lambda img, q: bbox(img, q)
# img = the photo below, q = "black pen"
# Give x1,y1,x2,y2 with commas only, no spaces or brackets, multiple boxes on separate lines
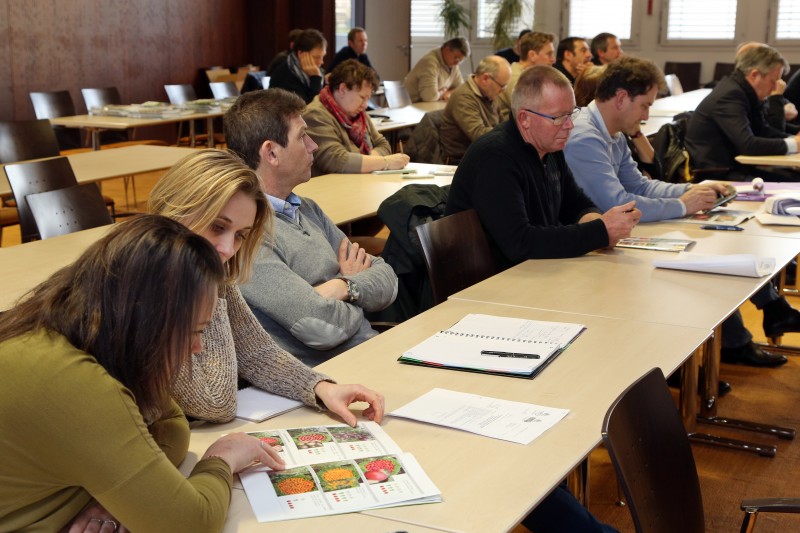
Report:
700,224,744,231
480,350,540,359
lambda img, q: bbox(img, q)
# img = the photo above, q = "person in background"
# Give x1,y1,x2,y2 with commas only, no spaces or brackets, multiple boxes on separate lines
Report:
590,32,623,65
267,28,303,76
148,149,386,423
686,44,800,182
328,27,378,78
554,36,593,85
304,59,408,175
404,37,470,102
445,65,640,271
497,31,556,120
494,28,531,64
0,215,285,531
225,89,398,365
270,28,327,104
440,55,511,163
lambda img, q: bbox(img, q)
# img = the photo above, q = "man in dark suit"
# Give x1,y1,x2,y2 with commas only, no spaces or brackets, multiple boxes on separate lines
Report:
686,44,800,181
328,27,378,78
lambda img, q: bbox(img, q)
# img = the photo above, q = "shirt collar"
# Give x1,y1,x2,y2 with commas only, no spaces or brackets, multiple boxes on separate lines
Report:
587,100,617,143
267,192,302,221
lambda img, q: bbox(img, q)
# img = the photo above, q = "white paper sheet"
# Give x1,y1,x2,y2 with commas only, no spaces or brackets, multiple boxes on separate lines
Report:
653,252,775,277
236,387,303,422
389,388,570,445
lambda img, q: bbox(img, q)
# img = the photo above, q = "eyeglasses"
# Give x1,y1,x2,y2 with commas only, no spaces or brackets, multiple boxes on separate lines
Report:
523,107,581,126
488,75,507,91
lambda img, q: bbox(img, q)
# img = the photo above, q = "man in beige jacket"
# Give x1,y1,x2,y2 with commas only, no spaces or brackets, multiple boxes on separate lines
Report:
404,37,470,102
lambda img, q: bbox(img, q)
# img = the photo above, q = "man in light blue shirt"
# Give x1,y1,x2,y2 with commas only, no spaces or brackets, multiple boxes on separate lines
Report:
564,56,726,222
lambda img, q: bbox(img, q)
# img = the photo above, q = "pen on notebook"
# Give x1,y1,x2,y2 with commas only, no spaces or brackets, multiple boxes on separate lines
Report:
480,350,540,359
700,224,744,231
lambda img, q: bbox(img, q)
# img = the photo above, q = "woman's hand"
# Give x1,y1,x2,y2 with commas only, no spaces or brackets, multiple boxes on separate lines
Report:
203,433,286,473
298,51,322,77
63,500,128,533
314,381,385,427
385,153,411,170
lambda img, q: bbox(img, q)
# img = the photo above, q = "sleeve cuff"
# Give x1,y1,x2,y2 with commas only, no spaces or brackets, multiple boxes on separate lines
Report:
785,137,798,154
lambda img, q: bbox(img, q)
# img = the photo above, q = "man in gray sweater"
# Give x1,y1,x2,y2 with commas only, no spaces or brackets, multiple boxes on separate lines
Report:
224,89,398,366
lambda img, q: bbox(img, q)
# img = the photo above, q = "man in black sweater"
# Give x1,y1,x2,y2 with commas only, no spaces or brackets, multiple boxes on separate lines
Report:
446,65,640,272
328,27,378,78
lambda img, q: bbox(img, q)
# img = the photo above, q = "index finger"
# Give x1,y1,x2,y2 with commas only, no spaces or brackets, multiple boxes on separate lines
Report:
258,440,286,470
363,392,385,423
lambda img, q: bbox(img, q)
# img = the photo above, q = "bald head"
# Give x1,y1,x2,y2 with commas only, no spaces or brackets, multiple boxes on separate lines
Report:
474,55,512,101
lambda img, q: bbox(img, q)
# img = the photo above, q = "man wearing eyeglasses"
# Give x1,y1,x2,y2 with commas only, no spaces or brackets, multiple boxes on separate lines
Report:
404,37,469,102
446,65,641,272
439,55,511,163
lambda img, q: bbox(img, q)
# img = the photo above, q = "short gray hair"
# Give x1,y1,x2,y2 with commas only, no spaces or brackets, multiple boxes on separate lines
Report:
736,45,788,77
511,65,572,116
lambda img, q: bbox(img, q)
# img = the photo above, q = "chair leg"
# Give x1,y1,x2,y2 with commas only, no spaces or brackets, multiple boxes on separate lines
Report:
740,510,758,533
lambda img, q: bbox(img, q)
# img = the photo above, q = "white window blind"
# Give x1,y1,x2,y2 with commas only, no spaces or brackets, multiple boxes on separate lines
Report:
666,0,737,40
776,0,800,39
567,0,632,40
476,0,535,39
411,0,445,38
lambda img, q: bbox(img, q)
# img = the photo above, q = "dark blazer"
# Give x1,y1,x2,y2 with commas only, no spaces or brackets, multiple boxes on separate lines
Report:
328,46,377,77
686,70,788,172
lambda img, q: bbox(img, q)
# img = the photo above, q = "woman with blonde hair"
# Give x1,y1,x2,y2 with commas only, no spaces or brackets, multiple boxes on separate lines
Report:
148,149,384,425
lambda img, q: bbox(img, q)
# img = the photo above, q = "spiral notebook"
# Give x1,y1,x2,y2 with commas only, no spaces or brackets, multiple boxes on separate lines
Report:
399,314,585,378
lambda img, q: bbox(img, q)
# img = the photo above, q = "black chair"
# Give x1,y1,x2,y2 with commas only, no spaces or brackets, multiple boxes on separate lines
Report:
603,367,800,533
416,209,496,305
4,157,103,243
26,183,113,240
383,81,412,108
164,84,224,147
713,62,736,82
29,90,87,151
664,62,701,92
80,87,130,144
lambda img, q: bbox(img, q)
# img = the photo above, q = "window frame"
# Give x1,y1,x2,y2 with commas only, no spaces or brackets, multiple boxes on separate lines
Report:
768,0,800,46
410,0,535,46
658,0,744,47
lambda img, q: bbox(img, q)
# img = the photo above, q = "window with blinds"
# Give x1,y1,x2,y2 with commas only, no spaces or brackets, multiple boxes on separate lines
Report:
664,0,737,40
566,0,632,40
775,0,800,39
476,0,534,40
411,0,445,38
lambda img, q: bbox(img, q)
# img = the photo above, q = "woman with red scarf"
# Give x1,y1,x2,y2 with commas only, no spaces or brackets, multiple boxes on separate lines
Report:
304,59,410,176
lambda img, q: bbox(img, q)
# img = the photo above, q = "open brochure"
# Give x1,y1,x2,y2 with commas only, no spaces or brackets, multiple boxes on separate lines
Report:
236,387,303,422
674,208,753,226
398,314,585,378
653,252,775,277
390,388,570,445
617,236,694,252
239,421,441,522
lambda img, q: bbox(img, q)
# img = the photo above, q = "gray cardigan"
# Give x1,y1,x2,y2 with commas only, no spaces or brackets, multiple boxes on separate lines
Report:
241,197,398,366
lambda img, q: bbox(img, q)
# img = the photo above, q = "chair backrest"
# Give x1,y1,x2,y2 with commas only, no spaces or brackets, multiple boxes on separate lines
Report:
262,76,271,89
81,87,122,112
713,62,736,82
206,67,231,82
383,81,412,108
26,183,113,239
663,74,684,96
415,209,496,305
28,91,84,150
0,119,61,163
209,81,240,99
164,84,197,104
663,62,701,92
4,157,78,242
602,368,705,533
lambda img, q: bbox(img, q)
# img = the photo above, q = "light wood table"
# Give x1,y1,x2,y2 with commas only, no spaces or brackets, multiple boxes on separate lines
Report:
649,88,711,117
51,109,224,150
371,102,446,133
183,299,709,533
0,145,197,197
735,153,800,167
296,163,454,225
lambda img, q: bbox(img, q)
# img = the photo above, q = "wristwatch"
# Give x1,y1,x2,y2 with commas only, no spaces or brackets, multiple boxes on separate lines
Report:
342,278,360,303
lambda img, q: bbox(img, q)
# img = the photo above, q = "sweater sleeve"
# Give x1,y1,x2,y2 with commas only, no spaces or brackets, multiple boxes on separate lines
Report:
226,285,332,408
451,90,495,141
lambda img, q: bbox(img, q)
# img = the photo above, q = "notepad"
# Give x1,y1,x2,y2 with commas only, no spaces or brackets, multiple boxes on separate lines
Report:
235,387,303,422
653,252,775,278
398,314,585,378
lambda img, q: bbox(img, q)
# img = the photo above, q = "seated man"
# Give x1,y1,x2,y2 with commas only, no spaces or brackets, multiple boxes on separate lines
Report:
497,31,556,120
328,27,378,77
565,56,793,367
445,65,641,272
304,59,409,175
270,28,327,104
494,29,530,64
686,44,800,181
225,89,399,365
404,37,469,102
439,55,511,163
554,36,593,85
590,32,623,66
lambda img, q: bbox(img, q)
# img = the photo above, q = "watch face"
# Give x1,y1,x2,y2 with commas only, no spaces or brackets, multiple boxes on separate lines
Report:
346,279,360,303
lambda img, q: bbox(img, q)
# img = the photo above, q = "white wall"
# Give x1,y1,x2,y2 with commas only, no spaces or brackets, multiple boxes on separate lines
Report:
399,0,800,84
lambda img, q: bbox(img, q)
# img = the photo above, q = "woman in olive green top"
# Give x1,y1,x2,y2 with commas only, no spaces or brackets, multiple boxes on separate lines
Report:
0,216,283,532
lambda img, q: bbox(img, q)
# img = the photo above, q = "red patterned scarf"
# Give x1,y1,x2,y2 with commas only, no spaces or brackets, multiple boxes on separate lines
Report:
319,86,372,155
